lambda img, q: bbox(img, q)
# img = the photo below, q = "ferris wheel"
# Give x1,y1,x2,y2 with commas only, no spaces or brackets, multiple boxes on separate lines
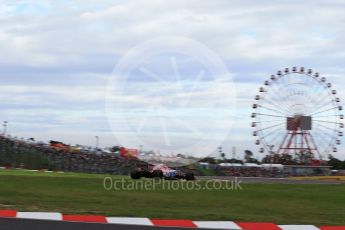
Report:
251,67,344,160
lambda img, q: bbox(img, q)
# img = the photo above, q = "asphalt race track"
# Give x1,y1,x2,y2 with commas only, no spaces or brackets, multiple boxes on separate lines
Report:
0,218,223,230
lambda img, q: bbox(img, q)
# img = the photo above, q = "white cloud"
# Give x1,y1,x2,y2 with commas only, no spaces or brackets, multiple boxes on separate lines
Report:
0,0,344,159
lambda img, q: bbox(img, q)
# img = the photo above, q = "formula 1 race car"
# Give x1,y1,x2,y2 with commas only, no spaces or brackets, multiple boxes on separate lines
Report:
130,163,195,180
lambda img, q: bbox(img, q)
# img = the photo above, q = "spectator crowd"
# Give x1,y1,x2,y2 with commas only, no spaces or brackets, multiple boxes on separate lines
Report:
218,166,285,178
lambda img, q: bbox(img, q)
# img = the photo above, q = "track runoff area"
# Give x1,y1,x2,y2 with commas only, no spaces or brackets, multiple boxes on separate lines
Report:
0,169,345,229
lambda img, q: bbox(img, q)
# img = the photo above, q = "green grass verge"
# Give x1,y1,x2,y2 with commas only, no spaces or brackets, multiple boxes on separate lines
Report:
197,167,217,176
0,169,344,226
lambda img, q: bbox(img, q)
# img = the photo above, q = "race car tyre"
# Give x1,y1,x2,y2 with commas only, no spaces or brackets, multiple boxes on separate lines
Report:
142,170,153,178
152,170,163,179
185,173,195,181
130,170,141,180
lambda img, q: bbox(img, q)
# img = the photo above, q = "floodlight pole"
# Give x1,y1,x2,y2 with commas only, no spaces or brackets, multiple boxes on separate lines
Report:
2,121,8,135
95,136,99,149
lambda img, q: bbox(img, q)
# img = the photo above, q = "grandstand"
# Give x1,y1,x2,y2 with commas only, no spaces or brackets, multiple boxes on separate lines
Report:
0,135,137,175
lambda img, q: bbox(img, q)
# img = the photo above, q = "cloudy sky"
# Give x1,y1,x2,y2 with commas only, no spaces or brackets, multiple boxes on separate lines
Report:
1,0,345,159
